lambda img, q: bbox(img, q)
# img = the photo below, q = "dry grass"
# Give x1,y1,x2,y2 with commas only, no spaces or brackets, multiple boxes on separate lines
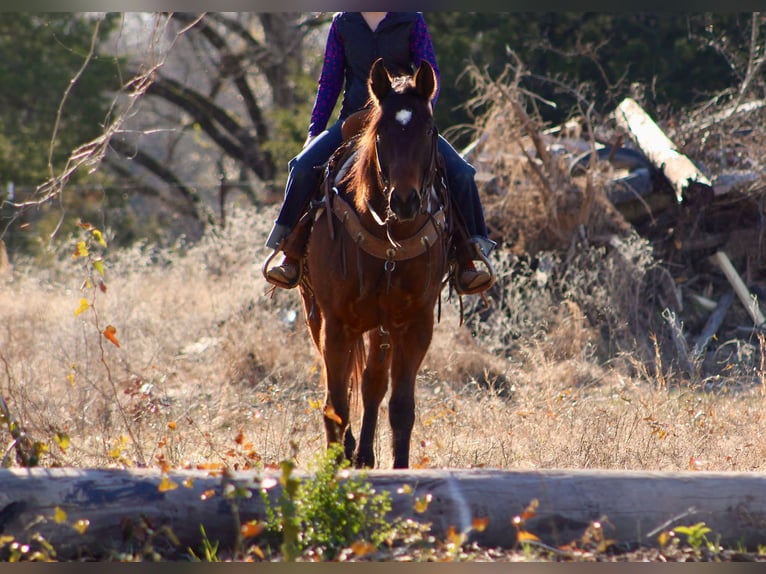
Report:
2,204,766,474
3,58,766,480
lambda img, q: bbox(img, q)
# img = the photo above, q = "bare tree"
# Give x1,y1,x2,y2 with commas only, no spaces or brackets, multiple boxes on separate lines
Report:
104,12,330,232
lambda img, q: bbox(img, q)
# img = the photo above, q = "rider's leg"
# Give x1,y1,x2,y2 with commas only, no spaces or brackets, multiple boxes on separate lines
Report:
437,135,496,294
265,122,343,288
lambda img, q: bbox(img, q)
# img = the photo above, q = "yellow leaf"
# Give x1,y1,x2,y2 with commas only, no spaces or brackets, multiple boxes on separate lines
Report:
103,325,120,348
520,498,539,521
91,229,107,248
54,507,68,524
351,540,377,557
658,531,671,547
472,516,490,532
182,478,195,488
158,475,179,492
397,484,413,495
108,435,129,459
517,530,541,543
73,519,90,534
446,525,465,546
413,493,432,514
54,433,70,452
93,259,105,277
73,241,88,258
74,299,90,316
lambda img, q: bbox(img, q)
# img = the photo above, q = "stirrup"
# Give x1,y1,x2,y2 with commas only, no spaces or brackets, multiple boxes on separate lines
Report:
453,238,496,296
262,251,301,289
455,266,494,295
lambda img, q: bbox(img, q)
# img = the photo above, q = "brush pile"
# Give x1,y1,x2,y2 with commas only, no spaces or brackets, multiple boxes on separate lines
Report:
461,63,766,386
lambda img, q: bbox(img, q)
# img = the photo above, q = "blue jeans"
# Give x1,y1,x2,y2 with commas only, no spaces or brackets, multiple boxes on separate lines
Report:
266,119,489,249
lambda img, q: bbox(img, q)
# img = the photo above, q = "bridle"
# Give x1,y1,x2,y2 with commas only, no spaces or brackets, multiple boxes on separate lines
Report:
370,121,440,227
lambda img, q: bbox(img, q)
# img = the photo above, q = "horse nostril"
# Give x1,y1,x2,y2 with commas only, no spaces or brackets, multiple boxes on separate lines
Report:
390,188,420,221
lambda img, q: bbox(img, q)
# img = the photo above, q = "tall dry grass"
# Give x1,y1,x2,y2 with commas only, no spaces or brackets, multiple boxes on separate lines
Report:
3,57,766,474
2,203,766,473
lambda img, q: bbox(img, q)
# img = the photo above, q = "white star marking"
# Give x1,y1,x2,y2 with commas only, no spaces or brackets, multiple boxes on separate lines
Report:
395,108,413,126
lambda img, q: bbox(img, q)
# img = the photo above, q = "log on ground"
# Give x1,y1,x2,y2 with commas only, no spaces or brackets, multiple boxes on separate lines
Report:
2,468,766,558
614,97,713,204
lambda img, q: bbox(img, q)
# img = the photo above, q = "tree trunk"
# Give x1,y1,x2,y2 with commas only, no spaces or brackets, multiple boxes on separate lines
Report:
2,468,766,558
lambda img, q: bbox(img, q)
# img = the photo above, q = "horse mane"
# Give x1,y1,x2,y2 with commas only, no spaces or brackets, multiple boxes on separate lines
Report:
340,75,418,214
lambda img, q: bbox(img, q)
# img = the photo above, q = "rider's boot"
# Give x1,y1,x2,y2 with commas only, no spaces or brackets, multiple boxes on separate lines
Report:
263,216,312,289
454,236,496,295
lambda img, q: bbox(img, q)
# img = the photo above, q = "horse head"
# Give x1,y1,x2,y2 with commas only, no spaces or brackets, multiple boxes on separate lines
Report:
365,58,438,223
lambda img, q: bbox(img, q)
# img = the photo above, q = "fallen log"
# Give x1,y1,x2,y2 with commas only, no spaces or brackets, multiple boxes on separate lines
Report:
2,468,766,558
614,97,713,204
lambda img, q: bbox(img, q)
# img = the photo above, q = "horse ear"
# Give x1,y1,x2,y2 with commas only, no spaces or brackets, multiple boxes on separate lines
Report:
369,58,392,104
414,60,437,104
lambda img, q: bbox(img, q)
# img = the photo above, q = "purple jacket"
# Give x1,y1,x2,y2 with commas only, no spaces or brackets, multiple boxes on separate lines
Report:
308,12,441,138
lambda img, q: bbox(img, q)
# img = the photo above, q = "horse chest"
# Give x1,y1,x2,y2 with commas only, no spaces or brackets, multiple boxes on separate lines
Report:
347,286,432,329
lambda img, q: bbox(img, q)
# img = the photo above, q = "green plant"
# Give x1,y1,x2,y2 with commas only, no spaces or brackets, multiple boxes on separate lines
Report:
674,522,713,555
260,443,395,561
189,525,220,562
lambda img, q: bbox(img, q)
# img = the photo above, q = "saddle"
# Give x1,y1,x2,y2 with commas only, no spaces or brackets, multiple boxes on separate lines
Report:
271,110,462,290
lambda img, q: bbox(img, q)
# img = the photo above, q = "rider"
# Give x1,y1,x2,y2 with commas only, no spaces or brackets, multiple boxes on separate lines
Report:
264,12,496,294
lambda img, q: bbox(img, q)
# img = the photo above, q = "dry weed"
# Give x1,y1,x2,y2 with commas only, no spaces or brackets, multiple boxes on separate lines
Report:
1,205,766,473
3,60,766,474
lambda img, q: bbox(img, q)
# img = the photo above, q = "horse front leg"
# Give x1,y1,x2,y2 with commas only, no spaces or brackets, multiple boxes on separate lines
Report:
355,328,391,469
388,318,433,469
320,321,356,459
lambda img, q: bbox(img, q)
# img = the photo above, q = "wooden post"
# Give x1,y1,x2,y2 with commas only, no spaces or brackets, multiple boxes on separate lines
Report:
2,468,766,558
614,98,712,204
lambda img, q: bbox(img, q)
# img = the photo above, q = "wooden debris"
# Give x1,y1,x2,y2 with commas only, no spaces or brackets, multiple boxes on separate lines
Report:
710,250,766,327
614,97,713,204
692,290,735,360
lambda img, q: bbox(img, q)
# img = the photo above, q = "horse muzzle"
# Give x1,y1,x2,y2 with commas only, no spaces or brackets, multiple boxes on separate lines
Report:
388,187,422,222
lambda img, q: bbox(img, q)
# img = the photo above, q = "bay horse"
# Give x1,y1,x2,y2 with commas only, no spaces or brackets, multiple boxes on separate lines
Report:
299,58,450,469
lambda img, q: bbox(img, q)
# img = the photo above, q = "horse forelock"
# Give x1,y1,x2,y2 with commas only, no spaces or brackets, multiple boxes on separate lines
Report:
390,74,413,93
